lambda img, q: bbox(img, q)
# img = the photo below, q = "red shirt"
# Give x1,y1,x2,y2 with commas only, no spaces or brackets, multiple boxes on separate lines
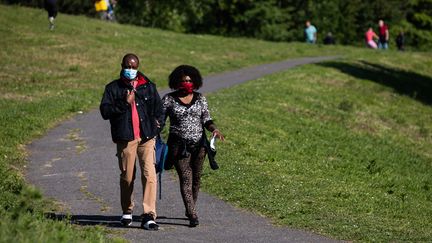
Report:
130,80,140,140
379,24,388,36
365,30,376,42
124,73,148,140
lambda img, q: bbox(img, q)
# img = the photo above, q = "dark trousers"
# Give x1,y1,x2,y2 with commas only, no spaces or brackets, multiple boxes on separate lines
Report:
168,136,206,219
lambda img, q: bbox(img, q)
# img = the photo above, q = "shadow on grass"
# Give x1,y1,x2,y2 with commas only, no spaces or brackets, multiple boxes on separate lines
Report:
318,60,432,105
45,213,190,228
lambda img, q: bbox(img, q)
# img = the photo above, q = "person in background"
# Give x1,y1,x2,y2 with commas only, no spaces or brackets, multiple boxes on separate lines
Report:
323,32,335,45
365,27,379,49
100,53,162,230
396,31,405,51
94,0,108,20
304,20,317,44
44,0,57,30
378,19,389,49
161,65,225,227
107,0,117,21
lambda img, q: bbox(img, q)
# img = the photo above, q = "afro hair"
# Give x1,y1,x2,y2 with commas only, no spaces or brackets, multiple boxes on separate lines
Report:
168,65,203,90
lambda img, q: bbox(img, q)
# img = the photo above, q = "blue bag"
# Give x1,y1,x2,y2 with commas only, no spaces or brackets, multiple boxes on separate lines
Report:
155,136,168,174
155,135,168,199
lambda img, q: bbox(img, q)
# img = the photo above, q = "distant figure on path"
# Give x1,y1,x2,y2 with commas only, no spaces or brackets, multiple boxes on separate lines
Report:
365,27,378,49
44,0,57,30
323,32,335,45
396,31,405,51
378,19,389,49
161,65,225,227
304,20,317,44
100,53,162,230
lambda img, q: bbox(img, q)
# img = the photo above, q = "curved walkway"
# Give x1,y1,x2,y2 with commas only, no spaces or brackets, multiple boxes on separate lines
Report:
27,56,341,243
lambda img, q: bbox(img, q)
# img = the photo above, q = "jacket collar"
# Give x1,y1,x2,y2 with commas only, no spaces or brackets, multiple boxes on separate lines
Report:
121,71,148,87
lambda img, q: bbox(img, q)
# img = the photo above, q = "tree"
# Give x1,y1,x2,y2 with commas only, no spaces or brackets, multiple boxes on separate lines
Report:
3,0,430,49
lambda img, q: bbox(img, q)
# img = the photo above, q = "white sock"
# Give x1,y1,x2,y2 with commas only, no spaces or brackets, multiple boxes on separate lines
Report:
121,214,132,220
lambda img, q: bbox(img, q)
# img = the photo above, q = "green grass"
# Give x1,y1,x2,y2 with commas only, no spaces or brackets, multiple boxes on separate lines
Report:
203,52,432,241
1,4,431,242
0,4,346,242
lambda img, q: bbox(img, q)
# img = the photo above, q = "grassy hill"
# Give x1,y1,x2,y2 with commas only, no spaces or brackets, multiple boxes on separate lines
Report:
0,4,431,242
204,54,432,241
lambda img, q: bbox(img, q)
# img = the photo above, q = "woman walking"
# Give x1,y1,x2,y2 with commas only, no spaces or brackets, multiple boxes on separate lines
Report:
161,65,224,227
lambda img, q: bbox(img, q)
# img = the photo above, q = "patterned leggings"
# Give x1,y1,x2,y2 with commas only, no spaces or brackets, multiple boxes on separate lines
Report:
170,142,206,219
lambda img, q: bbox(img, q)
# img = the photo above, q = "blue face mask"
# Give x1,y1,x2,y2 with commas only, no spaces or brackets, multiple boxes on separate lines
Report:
122,69,138,80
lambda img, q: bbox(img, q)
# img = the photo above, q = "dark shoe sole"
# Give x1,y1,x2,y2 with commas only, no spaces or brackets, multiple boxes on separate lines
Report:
142,222,159,231
121,219,132,226
189,219,199,227
120,214,133,227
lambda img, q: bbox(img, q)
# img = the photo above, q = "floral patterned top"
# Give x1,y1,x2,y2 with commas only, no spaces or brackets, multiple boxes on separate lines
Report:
162,91,213,144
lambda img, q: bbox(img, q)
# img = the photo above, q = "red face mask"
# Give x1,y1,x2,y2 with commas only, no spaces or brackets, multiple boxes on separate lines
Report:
178,82,194,94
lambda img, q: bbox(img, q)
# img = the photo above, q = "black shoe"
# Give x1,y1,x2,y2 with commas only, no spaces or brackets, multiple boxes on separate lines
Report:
141,213,159,231
189,217,199,227
120,214,132,226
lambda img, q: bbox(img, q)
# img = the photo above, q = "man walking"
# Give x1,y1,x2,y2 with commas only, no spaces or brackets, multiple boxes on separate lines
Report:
44,0,57,30
100,53,162,230
304,20,317,44
378,19,389,49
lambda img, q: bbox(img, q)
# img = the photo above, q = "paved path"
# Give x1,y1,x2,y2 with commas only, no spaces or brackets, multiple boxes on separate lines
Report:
27,56,341,243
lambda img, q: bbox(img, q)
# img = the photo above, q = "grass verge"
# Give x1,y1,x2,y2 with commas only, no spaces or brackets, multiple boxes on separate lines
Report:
203,51,432,241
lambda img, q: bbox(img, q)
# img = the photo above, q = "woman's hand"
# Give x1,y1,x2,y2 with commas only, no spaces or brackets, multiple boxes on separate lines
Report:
212,129,225,141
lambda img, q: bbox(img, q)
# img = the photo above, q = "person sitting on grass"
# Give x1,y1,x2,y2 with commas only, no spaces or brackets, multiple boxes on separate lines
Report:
365,27,379,49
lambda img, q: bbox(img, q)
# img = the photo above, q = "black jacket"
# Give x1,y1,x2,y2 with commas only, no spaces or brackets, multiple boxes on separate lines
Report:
100,72,163,143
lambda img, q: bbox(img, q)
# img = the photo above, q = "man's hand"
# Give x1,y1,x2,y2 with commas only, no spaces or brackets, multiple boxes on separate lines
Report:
126,90,135,104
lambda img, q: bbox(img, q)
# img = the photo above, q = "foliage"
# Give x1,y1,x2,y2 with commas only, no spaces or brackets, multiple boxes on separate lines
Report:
0,0,94,15
2,0,431,49
403,0,432,48
114,0,432,49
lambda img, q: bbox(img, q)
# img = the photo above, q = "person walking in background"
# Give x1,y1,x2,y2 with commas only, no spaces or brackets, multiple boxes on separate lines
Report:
378,19,389,49
365,27,379,49
396,31,405,51
94,0,108,20
107,0,117,21
323,32,335,45
161,65,224,227
304,20,317,44
44,0,57,30
100,53,162,230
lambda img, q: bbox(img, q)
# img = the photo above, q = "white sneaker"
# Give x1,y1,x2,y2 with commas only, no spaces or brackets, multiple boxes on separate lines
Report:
142,220,159,230
120,214,132,226
141,213,159,230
